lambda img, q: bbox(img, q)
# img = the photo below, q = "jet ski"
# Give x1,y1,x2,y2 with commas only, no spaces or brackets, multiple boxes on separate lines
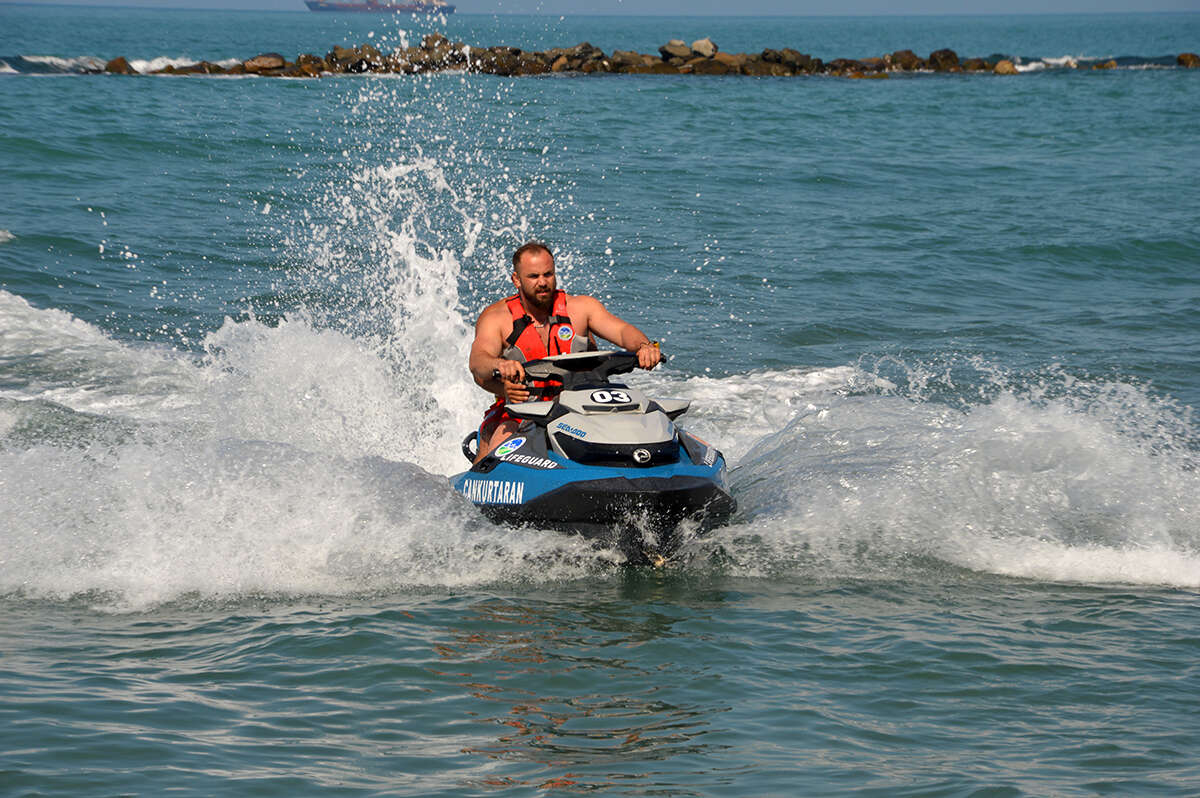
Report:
451,350,736,564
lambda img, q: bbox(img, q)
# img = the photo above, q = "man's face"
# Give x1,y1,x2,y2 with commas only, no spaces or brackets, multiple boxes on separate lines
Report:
512,249,556,311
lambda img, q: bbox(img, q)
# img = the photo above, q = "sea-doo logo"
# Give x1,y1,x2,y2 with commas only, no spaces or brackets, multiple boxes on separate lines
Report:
494,437,525,458
462,479,525,505
555,422,587,438
557,325,575,342
501,453,559,470
632,448,651,464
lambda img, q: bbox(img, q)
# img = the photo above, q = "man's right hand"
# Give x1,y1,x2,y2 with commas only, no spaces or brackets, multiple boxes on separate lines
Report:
494,360,529,404
494,359,526,385
502,378,531,404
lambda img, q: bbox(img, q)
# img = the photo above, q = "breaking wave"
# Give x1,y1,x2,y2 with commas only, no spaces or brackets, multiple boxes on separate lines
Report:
0,54,107,74
127,56,241,74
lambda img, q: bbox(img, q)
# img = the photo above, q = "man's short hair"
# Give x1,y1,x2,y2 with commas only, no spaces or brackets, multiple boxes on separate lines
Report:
512,241,553,270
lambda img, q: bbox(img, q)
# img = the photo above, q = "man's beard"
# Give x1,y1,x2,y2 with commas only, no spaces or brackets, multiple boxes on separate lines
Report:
522,284,554,311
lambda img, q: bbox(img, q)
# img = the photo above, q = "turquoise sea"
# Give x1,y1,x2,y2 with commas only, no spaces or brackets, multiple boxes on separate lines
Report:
2,5,1199,795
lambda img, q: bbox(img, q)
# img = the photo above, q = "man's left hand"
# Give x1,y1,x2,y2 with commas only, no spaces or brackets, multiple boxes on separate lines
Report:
637,341,661,370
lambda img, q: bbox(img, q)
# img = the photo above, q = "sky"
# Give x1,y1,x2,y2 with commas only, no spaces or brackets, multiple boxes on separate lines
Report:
2,0,1198,14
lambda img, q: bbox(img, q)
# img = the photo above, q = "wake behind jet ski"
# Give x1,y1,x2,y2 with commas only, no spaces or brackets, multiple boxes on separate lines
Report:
451,350,736,564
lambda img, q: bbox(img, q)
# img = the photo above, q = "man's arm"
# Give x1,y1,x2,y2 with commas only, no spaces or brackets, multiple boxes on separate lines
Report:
468,305,529,400
574,295,662,369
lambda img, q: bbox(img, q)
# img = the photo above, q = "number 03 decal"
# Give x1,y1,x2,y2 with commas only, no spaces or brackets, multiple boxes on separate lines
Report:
590,390,631,404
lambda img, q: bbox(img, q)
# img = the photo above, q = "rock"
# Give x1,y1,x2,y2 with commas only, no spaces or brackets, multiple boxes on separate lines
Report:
848,72,889,80
104,56,137,75
551,54,568,72
742,58,792,77
691,58,732,75
858,56,886,72
826,58,866,75
180,61,226,75
609,50,644,69
243,53,286,73
297,53,325,70
712,51,742,68
625,61,680,75
541,42,603,71
779,49,816,72
1092,59,1118,70
326,44,382,72
993,59,1018,75
422,33,449,50
659,40,691,60
421,43,464,69
1179,52,1200,68
471,47,523,76
928,48,959,71
515,53,550,75
888,49,923,71
572,42,604,60
962,58,990,71
691,37,717,58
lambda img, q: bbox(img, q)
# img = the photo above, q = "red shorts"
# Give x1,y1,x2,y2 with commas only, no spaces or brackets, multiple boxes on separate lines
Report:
479,399,513,439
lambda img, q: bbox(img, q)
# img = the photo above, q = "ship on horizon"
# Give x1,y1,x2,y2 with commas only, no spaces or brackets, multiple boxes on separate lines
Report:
305,0,455,13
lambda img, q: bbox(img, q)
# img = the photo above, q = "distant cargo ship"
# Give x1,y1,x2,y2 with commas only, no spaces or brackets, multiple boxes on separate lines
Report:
304,1,455,13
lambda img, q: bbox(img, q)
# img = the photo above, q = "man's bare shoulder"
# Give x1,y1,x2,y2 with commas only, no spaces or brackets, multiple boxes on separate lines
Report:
476,298,513,329
564,293,604,313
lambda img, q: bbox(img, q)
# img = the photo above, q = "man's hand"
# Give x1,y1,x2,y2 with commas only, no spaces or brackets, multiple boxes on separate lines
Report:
502,378,531,404
636,341,661,370
494,360,530,403
494,359,526,384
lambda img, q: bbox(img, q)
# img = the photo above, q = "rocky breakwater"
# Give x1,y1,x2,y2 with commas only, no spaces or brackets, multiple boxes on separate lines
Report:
103,36,1200,79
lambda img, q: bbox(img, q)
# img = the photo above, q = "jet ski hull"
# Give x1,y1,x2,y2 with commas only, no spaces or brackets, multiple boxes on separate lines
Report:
452,457,735,562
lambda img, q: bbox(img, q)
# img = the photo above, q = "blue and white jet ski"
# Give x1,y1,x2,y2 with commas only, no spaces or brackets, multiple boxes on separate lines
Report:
451,350,736,563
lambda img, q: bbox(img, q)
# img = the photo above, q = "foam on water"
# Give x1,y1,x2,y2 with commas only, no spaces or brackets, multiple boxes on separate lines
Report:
126,56,240,74
16,54,106,73
0,230,14,243
714,366,1199,588
0,290,202,420
3,279,1196,608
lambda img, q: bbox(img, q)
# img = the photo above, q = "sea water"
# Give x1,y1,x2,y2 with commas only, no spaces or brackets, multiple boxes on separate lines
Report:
2,6,1199,796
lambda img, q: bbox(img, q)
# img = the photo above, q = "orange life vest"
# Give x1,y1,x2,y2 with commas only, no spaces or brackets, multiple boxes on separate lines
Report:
480,291,591,433
501,290,576,361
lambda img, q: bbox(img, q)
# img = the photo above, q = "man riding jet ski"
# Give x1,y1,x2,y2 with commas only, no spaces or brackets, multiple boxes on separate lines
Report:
468,241,663,463
454,242,735,563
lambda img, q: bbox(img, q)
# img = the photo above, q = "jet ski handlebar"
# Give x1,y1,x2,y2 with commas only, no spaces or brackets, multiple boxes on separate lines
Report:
491,351,640,393
523,350,639,383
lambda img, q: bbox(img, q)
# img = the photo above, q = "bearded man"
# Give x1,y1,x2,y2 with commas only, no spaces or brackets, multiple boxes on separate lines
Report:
467,241,661,460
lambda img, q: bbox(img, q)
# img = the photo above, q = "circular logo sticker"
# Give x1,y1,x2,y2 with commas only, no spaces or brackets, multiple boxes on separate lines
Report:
556,325,575,342
494,437,526,458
